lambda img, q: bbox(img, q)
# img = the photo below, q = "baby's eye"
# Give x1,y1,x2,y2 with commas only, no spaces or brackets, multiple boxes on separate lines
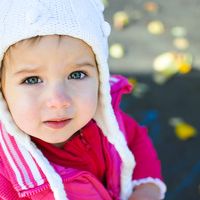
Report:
69,71,87,80
23,76,42,84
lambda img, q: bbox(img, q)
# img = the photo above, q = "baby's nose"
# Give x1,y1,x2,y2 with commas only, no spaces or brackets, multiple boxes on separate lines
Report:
46,86,71,109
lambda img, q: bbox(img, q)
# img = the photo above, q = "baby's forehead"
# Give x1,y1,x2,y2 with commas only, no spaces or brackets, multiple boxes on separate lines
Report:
5,35,73,56
4,35,97,67
5,36,43,58
11,35,60,49
9,35,93,52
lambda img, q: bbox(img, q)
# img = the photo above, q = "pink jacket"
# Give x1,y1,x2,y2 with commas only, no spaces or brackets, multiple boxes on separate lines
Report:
0,75,164,199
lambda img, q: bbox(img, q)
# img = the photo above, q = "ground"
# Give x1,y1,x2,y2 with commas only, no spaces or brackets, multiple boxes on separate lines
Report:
104,1,200,199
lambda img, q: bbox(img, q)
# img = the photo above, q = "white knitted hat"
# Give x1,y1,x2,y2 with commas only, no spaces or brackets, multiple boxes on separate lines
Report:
0,0,135,199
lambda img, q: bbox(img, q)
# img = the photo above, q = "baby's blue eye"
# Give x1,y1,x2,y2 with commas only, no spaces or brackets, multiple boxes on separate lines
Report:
23,76,42,84
69,71,86,79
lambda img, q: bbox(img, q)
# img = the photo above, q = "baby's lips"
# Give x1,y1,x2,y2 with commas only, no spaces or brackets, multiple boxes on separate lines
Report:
44,118,72,129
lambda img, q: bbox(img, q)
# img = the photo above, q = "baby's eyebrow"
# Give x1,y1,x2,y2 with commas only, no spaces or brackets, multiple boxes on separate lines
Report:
75,62,96,68
14,67,41,75
14,62,96,75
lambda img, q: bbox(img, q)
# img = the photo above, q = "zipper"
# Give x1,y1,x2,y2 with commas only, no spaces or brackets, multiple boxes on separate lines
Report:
79,131,91,150
20,182,50,197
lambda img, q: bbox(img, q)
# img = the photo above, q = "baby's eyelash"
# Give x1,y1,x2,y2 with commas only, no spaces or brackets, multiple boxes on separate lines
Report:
68,71,88,80
22,76,42,85
20,71,88,85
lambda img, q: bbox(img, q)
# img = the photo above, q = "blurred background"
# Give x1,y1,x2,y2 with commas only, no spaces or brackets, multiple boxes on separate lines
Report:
103,0,200,199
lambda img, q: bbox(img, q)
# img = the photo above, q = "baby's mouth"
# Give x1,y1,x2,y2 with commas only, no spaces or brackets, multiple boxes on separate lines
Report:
44,118,71,129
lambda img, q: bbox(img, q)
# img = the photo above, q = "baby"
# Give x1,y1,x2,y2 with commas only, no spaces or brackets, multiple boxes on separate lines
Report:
0,0,166,199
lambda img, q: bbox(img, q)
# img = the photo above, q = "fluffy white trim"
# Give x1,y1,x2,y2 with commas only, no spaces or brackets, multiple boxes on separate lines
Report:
132,177,167,199
93,60,136,200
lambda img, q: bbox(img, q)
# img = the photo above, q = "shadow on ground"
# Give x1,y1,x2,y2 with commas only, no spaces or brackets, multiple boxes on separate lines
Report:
116,69,200,200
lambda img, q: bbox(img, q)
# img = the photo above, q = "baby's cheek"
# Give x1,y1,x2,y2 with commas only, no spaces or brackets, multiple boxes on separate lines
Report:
83,92,98,113
9,100,39,131
75,91,98,126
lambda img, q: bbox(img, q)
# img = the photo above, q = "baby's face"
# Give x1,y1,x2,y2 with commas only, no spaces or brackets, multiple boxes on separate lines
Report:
2,35,99,147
